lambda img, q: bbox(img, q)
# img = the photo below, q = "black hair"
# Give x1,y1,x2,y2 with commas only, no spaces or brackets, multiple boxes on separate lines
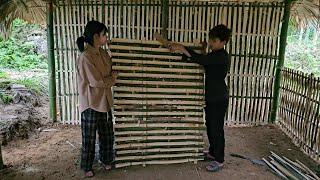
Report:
76,20,108,52
209,24,232,43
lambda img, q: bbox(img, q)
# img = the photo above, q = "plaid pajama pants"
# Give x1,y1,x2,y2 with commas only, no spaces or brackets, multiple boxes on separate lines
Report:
80,108,114,171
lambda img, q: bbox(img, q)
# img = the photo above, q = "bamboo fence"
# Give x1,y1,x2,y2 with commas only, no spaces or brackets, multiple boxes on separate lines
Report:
53,0,285,125
278,68,320,163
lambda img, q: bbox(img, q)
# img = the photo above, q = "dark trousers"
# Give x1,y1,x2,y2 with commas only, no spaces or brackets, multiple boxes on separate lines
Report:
205,98,228,163
81,108,114,171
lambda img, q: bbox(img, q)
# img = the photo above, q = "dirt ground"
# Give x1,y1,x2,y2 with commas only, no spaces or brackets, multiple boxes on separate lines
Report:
1,124,318,180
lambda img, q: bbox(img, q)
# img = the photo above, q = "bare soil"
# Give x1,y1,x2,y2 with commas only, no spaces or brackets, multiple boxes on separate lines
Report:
1,124,318,180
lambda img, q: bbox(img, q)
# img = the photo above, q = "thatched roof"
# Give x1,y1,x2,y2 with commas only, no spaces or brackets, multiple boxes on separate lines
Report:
0,0,319,37
0,0,47,38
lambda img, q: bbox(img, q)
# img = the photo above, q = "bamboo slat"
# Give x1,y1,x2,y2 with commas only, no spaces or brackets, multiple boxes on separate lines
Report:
116,147,204,155
116,141,205,149
115,158,203,168
116,153,203,161
114,117,204,122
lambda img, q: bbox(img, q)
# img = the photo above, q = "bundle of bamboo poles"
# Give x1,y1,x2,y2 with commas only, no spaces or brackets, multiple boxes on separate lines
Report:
263,151,320,180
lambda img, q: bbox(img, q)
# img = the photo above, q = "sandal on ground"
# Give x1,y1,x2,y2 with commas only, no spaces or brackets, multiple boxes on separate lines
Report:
206,161,224,172
84,170,94,178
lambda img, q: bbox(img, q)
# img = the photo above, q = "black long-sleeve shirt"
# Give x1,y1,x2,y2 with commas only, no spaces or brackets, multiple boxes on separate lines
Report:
183,48,231,102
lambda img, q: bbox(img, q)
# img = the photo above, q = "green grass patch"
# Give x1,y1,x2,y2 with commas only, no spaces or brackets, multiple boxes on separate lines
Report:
0,92,13,104
0,71,8,79
15,78,42,94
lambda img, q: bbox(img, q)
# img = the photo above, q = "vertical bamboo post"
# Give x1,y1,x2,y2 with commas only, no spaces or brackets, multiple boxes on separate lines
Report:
47,1,57,122
161,0,169,39
120,0,124,38
270,0,292,123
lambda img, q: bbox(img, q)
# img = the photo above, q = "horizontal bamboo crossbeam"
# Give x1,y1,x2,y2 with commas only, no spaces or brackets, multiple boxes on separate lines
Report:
113,65,204,74
116,79,203,86
115,153,203,161
113,58,200,67
115,135,203,142
115,106,203,111
114,117,204,122
115,123,202,129
116,147,204,155
115,158,203,168
113,87,204,94
115,129,202,136
114,100,204,105
114,93,204,99
117,72,203,80
115,141,205,149
114,111,203,116
112,52,181,60
111,45,171,53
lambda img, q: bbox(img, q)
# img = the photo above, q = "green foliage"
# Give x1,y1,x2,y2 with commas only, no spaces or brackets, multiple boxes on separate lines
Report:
285,25,320,77
0,80,11,89
0,70,8,79
0,19,47,70
0,92,13,104
15,78,42,94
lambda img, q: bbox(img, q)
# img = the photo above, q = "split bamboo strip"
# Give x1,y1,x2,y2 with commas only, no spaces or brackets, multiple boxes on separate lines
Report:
115,129,202,136
115,158,203,168
113,93,204,99
116,147,203,155
115,141,205,149
116,153,203,161
113,87,204,94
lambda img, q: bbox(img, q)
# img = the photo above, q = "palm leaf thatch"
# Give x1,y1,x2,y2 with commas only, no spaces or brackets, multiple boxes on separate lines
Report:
0,0,47,38
291,0,320,28
0,0,319,38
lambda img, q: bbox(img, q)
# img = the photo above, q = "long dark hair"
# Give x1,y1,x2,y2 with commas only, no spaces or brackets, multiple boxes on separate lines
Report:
76,20,108,52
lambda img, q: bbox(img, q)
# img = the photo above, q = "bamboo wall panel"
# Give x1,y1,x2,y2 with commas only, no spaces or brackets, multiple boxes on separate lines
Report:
278,68,320,163
110,38,205,168
53,0,285,125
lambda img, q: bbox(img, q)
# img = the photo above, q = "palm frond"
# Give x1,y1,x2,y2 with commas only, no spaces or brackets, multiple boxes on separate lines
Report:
0,0,47,38
291,0,320,28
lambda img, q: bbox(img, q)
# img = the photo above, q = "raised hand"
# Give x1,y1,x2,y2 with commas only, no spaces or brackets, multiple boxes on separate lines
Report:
168,43,185,53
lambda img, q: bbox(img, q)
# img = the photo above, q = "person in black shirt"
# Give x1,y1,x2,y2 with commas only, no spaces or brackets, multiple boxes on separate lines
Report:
168,24,231,172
